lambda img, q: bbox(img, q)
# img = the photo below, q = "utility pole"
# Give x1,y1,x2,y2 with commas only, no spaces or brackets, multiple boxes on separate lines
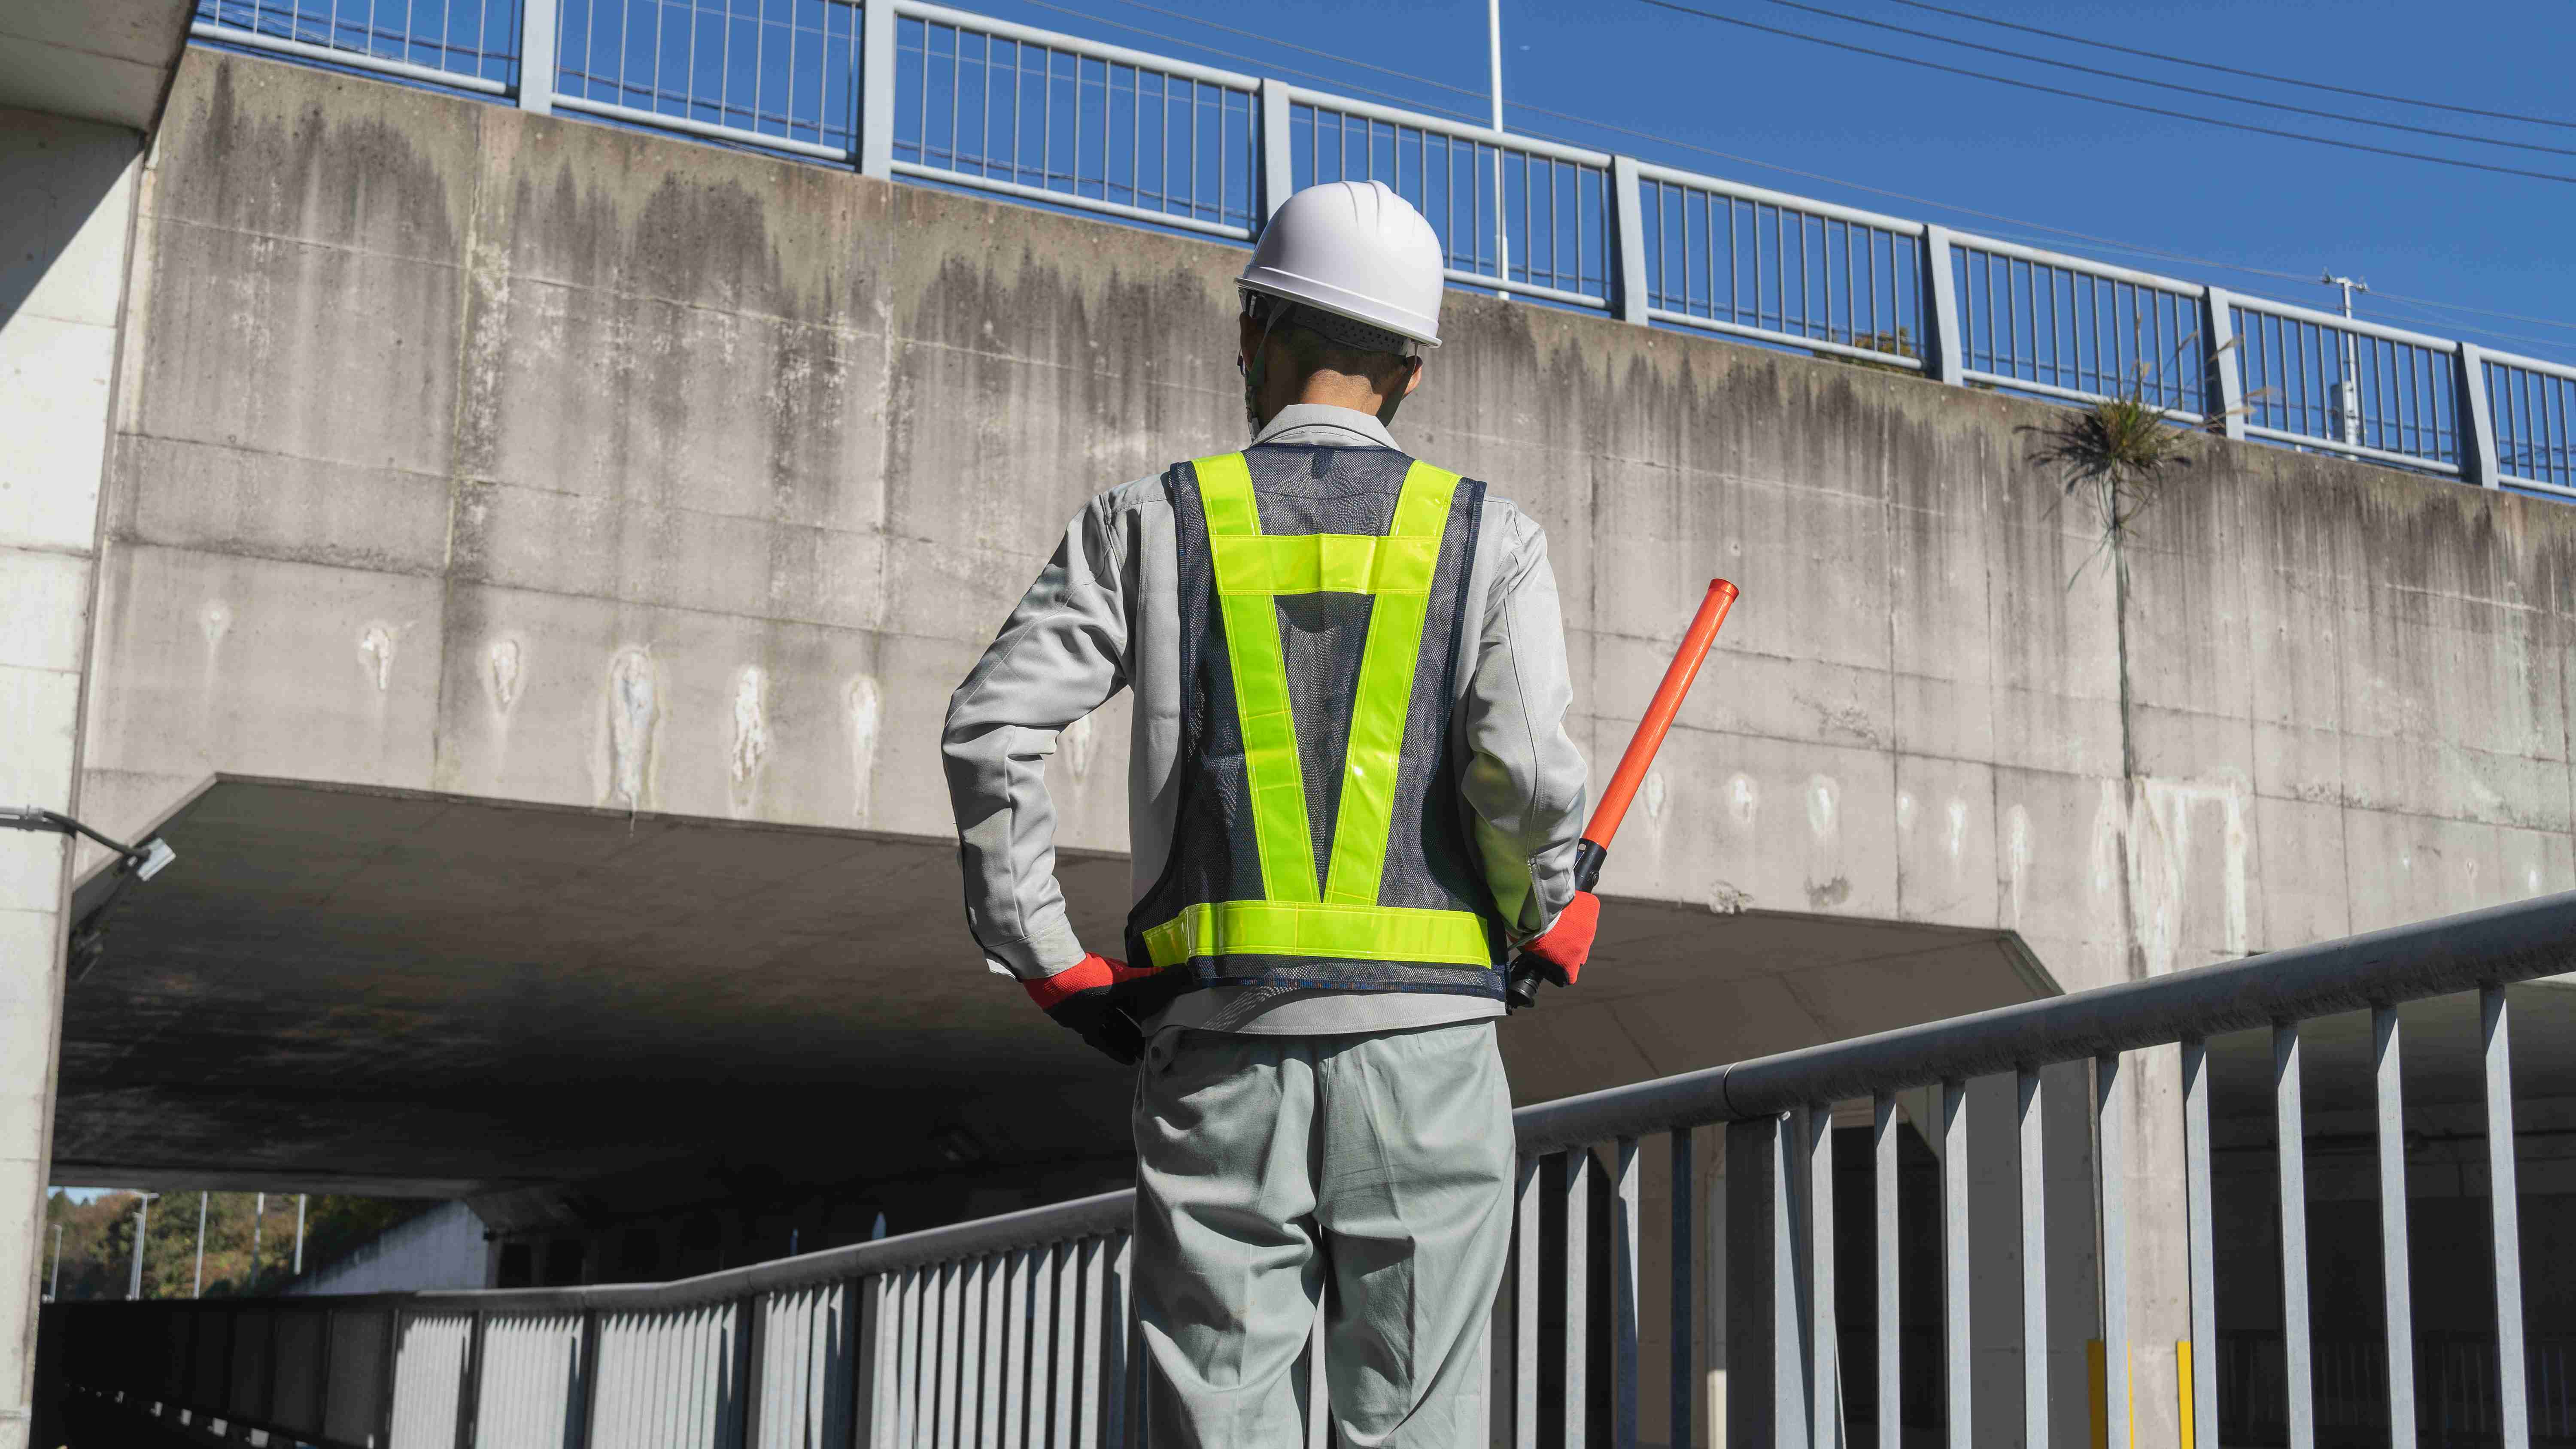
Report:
47,1224,61,1302
194,1191,209,1297
252,1190,264,1288
2322,272,2368,447
127,1192,157,1300
1488,0,1509,297
294,1193,307,1274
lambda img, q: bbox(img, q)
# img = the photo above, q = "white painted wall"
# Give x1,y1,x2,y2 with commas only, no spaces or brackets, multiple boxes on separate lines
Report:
0,107,141,1449
284,1201,489,1296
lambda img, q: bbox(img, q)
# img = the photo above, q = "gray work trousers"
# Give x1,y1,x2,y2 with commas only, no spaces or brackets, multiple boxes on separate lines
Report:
1132,1020,1516,1449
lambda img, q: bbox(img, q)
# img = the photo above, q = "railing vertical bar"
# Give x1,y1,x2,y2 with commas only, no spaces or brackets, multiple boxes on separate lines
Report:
1565,1149,1590,1449
1108,1234,1135,1449
1516,1155,1540,1449
1874,1092,1901,1449
1075,1242,1103,1449
938,1262,964,1449
2098,1054,2130,1449
1942,1077,1971,1449
2485,985,2531,1449
1779,1112,1807,1449
2020,1068,2047,1449
981,1255,1007,1449
1614,1136,1641,1449
2277,1021,2316,1449
1015,1246,1046,1449
1052,1246,1078,1449
1808,1104,1837,1449
2375,1006,2419,1449
1670,1130,1695,1449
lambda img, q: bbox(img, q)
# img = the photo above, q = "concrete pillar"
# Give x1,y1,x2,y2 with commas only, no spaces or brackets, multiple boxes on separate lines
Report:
0,108,143,1447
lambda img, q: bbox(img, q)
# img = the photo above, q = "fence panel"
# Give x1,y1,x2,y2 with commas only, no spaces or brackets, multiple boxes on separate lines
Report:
388,1312,474,1449
750,1282,856,1449
552,0,865,159
270,1307,328,1434
1951,234,2209,415
325,1308,394,1444
2234,297,2461,471
477,1312,588,1449
1636,163,1924,366
1291,90,1613,307
890,1,1260,237
192,0,519,93
2488,353,2576,496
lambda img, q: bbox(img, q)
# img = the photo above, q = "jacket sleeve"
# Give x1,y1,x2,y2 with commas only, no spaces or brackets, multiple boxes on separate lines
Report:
1457,506,1590,943
941,497,1130,981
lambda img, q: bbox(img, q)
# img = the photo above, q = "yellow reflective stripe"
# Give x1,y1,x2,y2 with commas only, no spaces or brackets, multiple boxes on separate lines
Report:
1195,452,1320,902
1321,461,1458,905
1209,534,1440,595
1143,901,1493,969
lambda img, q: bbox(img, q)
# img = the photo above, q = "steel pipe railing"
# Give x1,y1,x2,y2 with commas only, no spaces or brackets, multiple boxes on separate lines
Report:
44,888,2576,1448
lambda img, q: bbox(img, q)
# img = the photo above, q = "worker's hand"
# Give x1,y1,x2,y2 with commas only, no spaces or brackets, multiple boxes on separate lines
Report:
1519,891,1599,988
1024,953,1156,1066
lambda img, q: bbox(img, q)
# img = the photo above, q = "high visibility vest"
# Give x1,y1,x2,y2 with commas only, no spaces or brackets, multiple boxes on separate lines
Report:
1122,446,1507,998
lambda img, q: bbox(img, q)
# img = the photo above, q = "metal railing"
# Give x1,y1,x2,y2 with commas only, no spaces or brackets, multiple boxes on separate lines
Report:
182,0,2573,500
43,889,2576,1448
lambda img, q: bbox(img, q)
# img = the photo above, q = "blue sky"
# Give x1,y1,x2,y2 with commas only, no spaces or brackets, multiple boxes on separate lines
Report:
957,0,2576,366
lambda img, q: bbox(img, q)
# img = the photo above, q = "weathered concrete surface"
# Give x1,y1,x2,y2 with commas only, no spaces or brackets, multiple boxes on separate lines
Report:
50,45,2576,1440
0,102,144,1448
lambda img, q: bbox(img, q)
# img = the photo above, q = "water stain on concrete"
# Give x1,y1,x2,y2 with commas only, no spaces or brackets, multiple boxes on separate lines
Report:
846,674,881,821
358,624,395,691
730,666,769,809
607,648,658,809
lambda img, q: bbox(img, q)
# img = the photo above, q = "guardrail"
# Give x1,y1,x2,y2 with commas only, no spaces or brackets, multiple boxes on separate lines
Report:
43,889,2576,1448
183,0,2571,500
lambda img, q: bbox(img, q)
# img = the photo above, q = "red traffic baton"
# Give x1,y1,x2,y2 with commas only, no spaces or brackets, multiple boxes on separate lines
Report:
1507,578,1741,1010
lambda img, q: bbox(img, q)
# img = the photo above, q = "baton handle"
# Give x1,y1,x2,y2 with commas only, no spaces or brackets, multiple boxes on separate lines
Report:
1507,579,1739,1011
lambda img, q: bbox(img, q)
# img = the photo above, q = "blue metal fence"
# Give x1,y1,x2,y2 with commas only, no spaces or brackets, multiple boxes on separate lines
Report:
187,0,2573,500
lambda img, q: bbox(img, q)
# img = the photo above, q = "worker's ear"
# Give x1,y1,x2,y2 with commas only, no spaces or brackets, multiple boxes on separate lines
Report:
1400,357,1424,399
1238,312,1265,371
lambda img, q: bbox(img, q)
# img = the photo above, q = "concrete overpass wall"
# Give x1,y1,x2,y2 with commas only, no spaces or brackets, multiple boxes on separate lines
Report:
57,47,2576,1443
88,49,2576,995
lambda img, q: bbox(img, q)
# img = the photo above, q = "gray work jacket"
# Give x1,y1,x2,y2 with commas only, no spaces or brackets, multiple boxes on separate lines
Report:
940,404,1589,1034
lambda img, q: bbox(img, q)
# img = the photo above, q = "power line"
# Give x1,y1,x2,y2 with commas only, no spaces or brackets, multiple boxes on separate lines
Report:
1882,0,2576,133
993,0,2576,347
1010,0,1484,121
1739,0,2576,158
1094,0,1489,103
1630,0,2576,185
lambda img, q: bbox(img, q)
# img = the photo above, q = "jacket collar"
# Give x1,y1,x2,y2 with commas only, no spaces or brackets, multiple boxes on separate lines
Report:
1251,403,1401,451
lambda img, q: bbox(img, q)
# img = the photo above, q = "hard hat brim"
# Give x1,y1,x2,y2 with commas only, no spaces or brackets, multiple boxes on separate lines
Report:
1238,268,1442,349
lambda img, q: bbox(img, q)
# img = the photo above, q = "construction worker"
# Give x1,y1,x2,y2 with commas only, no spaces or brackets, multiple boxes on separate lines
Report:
942,179,1595,1448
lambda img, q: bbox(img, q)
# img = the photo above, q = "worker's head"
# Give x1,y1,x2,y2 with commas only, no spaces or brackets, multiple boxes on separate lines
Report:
1235,181,1445,436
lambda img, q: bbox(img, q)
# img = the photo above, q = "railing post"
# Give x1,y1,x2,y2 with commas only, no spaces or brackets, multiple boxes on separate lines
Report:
1612,155,1649,326
1725,1113,1802,1449
2203,286,2246,440
517,0,556,115
1259,79,1296,227
860,0,897,179
2457,342,2500,488
1919,224,1964,385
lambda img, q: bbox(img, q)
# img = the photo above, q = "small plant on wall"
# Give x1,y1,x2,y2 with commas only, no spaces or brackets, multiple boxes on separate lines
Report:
2025,329,2253,578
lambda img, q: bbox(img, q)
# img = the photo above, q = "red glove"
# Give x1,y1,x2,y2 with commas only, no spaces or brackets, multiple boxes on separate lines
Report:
1025,953,1159,1065
1519,891,1598,987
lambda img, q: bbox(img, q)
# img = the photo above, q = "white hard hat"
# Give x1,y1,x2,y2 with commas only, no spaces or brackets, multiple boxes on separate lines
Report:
1238,180,1446,349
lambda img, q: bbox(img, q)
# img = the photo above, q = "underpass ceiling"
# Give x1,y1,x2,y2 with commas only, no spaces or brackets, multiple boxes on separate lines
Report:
54,778,2059,1207
0,0,193,130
